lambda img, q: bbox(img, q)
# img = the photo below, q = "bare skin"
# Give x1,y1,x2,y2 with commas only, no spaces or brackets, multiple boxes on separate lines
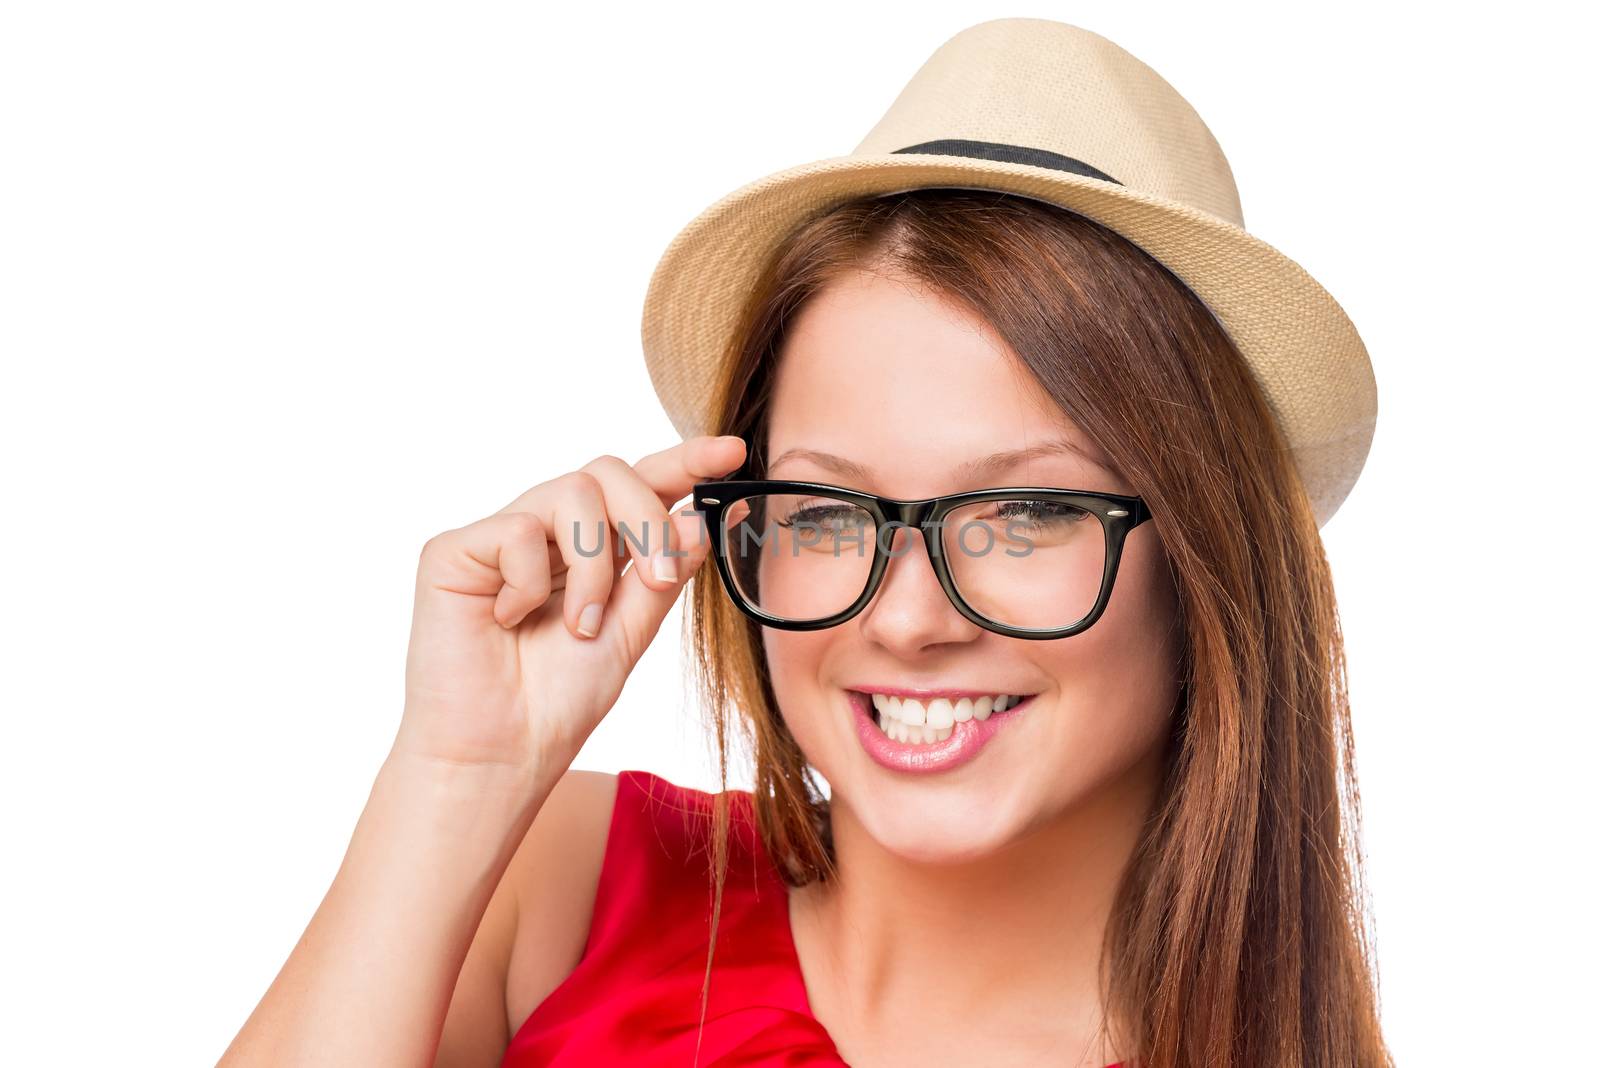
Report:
766,266,1183,1067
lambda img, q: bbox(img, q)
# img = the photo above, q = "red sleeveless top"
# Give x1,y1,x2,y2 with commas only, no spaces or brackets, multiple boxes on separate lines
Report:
502,768,1125,1066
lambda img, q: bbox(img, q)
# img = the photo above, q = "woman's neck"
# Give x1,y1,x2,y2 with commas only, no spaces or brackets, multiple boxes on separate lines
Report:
788,745,1162,1065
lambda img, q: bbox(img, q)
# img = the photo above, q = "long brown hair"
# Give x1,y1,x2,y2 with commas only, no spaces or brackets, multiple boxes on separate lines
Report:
681,188,1392,1067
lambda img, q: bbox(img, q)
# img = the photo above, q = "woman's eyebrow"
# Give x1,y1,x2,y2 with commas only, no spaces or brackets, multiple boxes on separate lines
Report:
768,439,1111,483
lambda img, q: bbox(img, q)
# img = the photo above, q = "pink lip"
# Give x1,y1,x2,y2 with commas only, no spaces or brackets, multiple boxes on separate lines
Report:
848,689,1034,774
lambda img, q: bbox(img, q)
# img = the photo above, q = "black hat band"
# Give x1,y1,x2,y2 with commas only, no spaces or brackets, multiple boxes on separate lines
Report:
891,139,1121,185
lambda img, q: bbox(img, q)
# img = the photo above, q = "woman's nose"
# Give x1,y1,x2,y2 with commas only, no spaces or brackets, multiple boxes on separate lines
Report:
854,524,983,652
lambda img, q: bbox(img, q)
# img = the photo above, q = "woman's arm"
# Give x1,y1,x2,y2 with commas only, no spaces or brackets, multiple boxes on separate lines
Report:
218,747,560,1068
219,436,741,1065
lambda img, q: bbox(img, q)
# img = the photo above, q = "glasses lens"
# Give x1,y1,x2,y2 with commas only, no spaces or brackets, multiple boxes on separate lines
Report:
940,498,1107,630
723,492,876,622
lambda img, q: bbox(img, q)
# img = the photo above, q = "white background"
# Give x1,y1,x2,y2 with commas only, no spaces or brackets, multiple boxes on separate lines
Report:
3,2,1594,1064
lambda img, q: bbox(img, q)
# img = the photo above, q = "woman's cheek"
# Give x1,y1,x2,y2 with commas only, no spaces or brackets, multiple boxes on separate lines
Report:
1030,561,1183,798
761,629,841,755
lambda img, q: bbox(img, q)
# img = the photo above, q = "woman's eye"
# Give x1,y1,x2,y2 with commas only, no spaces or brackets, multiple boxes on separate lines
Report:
778,504,870,530
991,500,1089,526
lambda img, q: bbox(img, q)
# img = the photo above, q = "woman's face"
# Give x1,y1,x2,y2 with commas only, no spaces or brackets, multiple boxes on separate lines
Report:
761,265,1183,863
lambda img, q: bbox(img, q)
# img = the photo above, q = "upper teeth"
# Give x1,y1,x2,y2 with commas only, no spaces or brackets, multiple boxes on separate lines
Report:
869,693,1022,743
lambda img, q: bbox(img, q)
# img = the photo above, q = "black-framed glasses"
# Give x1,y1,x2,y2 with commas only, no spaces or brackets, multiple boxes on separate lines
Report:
691,479,1153,640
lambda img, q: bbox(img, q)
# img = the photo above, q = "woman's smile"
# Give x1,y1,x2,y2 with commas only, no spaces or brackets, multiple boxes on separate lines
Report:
847,685,1038,773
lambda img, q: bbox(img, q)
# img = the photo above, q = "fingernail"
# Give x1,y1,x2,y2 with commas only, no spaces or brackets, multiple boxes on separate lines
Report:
577,602,603,638
653,554,677,583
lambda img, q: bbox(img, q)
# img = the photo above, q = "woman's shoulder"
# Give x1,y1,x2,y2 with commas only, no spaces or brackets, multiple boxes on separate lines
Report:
589,768,766,897
499,768,621,1033
502,767,840,1065
614,765,750,806
502,768,799,1058
503,768,760,1024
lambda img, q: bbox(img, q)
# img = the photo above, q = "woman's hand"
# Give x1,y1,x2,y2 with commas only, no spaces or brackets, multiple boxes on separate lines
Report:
392,434,747,779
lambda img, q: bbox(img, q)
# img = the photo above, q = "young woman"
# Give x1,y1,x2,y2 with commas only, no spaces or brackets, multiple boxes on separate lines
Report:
222,20,1392,1068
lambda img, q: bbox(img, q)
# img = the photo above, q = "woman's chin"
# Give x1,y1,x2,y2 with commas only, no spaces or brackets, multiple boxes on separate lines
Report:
858,811,1014,866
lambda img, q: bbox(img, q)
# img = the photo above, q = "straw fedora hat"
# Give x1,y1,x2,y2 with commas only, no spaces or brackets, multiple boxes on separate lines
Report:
640,17,1376,528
